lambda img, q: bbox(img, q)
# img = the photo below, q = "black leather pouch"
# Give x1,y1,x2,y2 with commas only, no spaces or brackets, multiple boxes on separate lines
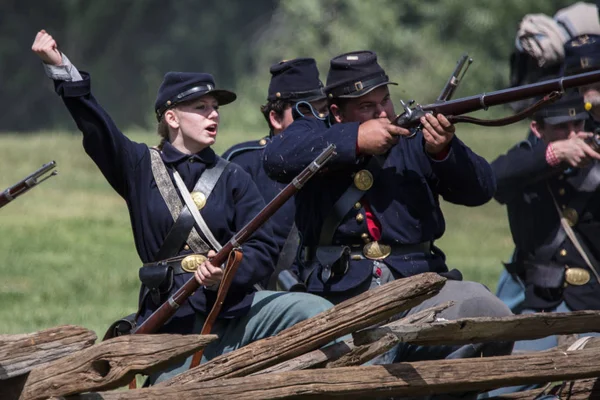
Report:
102,313,137,340
315,245,351,282
139,262,174,305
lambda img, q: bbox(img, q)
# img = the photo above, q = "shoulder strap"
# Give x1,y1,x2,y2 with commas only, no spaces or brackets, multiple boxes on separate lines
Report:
172,153,230,252
318,155,384,246
192,156,229,199
549,184,600,283
149,149,210,254
534,163,600,262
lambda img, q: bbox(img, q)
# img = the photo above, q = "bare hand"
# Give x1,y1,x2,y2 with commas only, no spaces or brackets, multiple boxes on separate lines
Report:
552,132,600,167
357,118,410,155
421,113,455,155
31,30,62,66
193,250,223,286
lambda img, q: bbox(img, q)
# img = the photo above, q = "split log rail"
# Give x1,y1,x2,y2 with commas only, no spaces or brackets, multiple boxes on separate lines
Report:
1,273,600,399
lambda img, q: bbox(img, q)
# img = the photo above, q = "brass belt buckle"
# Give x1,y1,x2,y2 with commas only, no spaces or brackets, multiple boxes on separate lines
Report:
181,254,207,273
565,267,590,286
363,241,391,260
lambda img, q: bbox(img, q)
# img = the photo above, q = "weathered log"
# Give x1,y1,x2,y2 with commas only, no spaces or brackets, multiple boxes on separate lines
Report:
486,337,600,399
6,334,217,400
354,310,600,346
256,302,453,375
324,333,398,369
160,272,446,386
67,346,600,399
556,378,600,400
489,378,600,399
0,325,96,380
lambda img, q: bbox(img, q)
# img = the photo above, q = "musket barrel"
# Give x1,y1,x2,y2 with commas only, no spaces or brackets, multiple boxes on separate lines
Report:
0,161,57,209
430,70,600,116
394,69,600,128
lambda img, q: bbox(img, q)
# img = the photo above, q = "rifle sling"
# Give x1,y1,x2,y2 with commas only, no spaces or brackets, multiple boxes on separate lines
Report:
189,248,244,369
448,91,561,127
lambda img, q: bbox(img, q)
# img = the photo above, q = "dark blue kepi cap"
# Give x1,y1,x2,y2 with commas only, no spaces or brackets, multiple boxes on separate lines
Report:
324,50,397,99
267,58,325,102
563,34,600,76
154,72,236,121
533,90,589,125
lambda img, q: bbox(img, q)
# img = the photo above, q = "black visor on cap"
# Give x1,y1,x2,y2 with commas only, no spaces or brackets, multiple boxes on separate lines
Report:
533,90,589,125
154,71,237,121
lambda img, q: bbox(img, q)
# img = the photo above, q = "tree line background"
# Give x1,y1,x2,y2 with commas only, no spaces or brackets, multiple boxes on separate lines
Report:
1,0,575,134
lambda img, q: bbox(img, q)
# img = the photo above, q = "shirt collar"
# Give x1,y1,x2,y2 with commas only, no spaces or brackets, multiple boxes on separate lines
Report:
160,142,217,165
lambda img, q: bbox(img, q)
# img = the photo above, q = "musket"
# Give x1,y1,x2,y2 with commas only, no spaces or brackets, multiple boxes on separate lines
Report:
133,144,337,335
436,53,472,102
0,161,58,208
394,69,600,129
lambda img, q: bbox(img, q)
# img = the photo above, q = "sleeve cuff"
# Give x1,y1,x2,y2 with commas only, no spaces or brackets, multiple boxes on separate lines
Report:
43,53,83,82
545,142,560,167
427,145,451,162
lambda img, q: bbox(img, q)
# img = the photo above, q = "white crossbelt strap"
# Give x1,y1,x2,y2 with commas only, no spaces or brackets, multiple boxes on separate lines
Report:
172,170,222,251
549,186,600,283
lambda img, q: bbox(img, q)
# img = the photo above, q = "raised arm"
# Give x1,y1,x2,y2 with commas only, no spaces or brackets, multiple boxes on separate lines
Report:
32,30,147,197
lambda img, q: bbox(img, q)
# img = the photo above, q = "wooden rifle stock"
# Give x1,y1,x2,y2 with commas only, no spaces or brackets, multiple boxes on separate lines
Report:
394,69,600,128
133,144,337,335
0,161,57,208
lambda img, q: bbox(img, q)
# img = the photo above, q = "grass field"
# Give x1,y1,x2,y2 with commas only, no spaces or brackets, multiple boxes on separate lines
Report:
0,123,527,337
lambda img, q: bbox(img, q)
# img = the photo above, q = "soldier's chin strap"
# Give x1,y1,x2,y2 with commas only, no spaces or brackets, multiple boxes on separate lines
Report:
447,91,563,127
293,100,331,127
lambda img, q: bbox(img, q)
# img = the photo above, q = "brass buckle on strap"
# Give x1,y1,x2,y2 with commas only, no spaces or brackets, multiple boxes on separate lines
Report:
181,254,208,273
363,241,391,260
565,267,591,286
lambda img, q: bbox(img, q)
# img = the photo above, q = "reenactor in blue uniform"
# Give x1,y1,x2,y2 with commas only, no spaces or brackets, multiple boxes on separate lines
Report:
495,7,600,315
485,39,600,393
32,30,333,384
222,59,328,286
263,50,513,386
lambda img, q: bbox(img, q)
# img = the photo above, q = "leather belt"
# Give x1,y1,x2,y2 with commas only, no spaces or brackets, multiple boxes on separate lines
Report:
141,253,209,276
507,261,592,288
303,241,431,262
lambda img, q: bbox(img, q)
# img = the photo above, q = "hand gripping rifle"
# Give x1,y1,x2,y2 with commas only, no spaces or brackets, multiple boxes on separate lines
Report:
393,69,600,129
133,144,337,338
0,161,58,208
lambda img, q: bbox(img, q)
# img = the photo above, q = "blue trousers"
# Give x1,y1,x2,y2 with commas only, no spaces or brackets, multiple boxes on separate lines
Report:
495,269,525,314
149,290,334,384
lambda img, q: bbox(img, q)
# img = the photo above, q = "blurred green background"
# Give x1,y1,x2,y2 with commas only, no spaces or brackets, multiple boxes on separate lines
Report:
0,0,578,337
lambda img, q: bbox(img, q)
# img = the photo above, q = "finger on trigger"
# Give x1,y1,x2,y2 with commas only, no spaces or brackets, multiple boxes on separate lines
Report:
583,144,600,159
